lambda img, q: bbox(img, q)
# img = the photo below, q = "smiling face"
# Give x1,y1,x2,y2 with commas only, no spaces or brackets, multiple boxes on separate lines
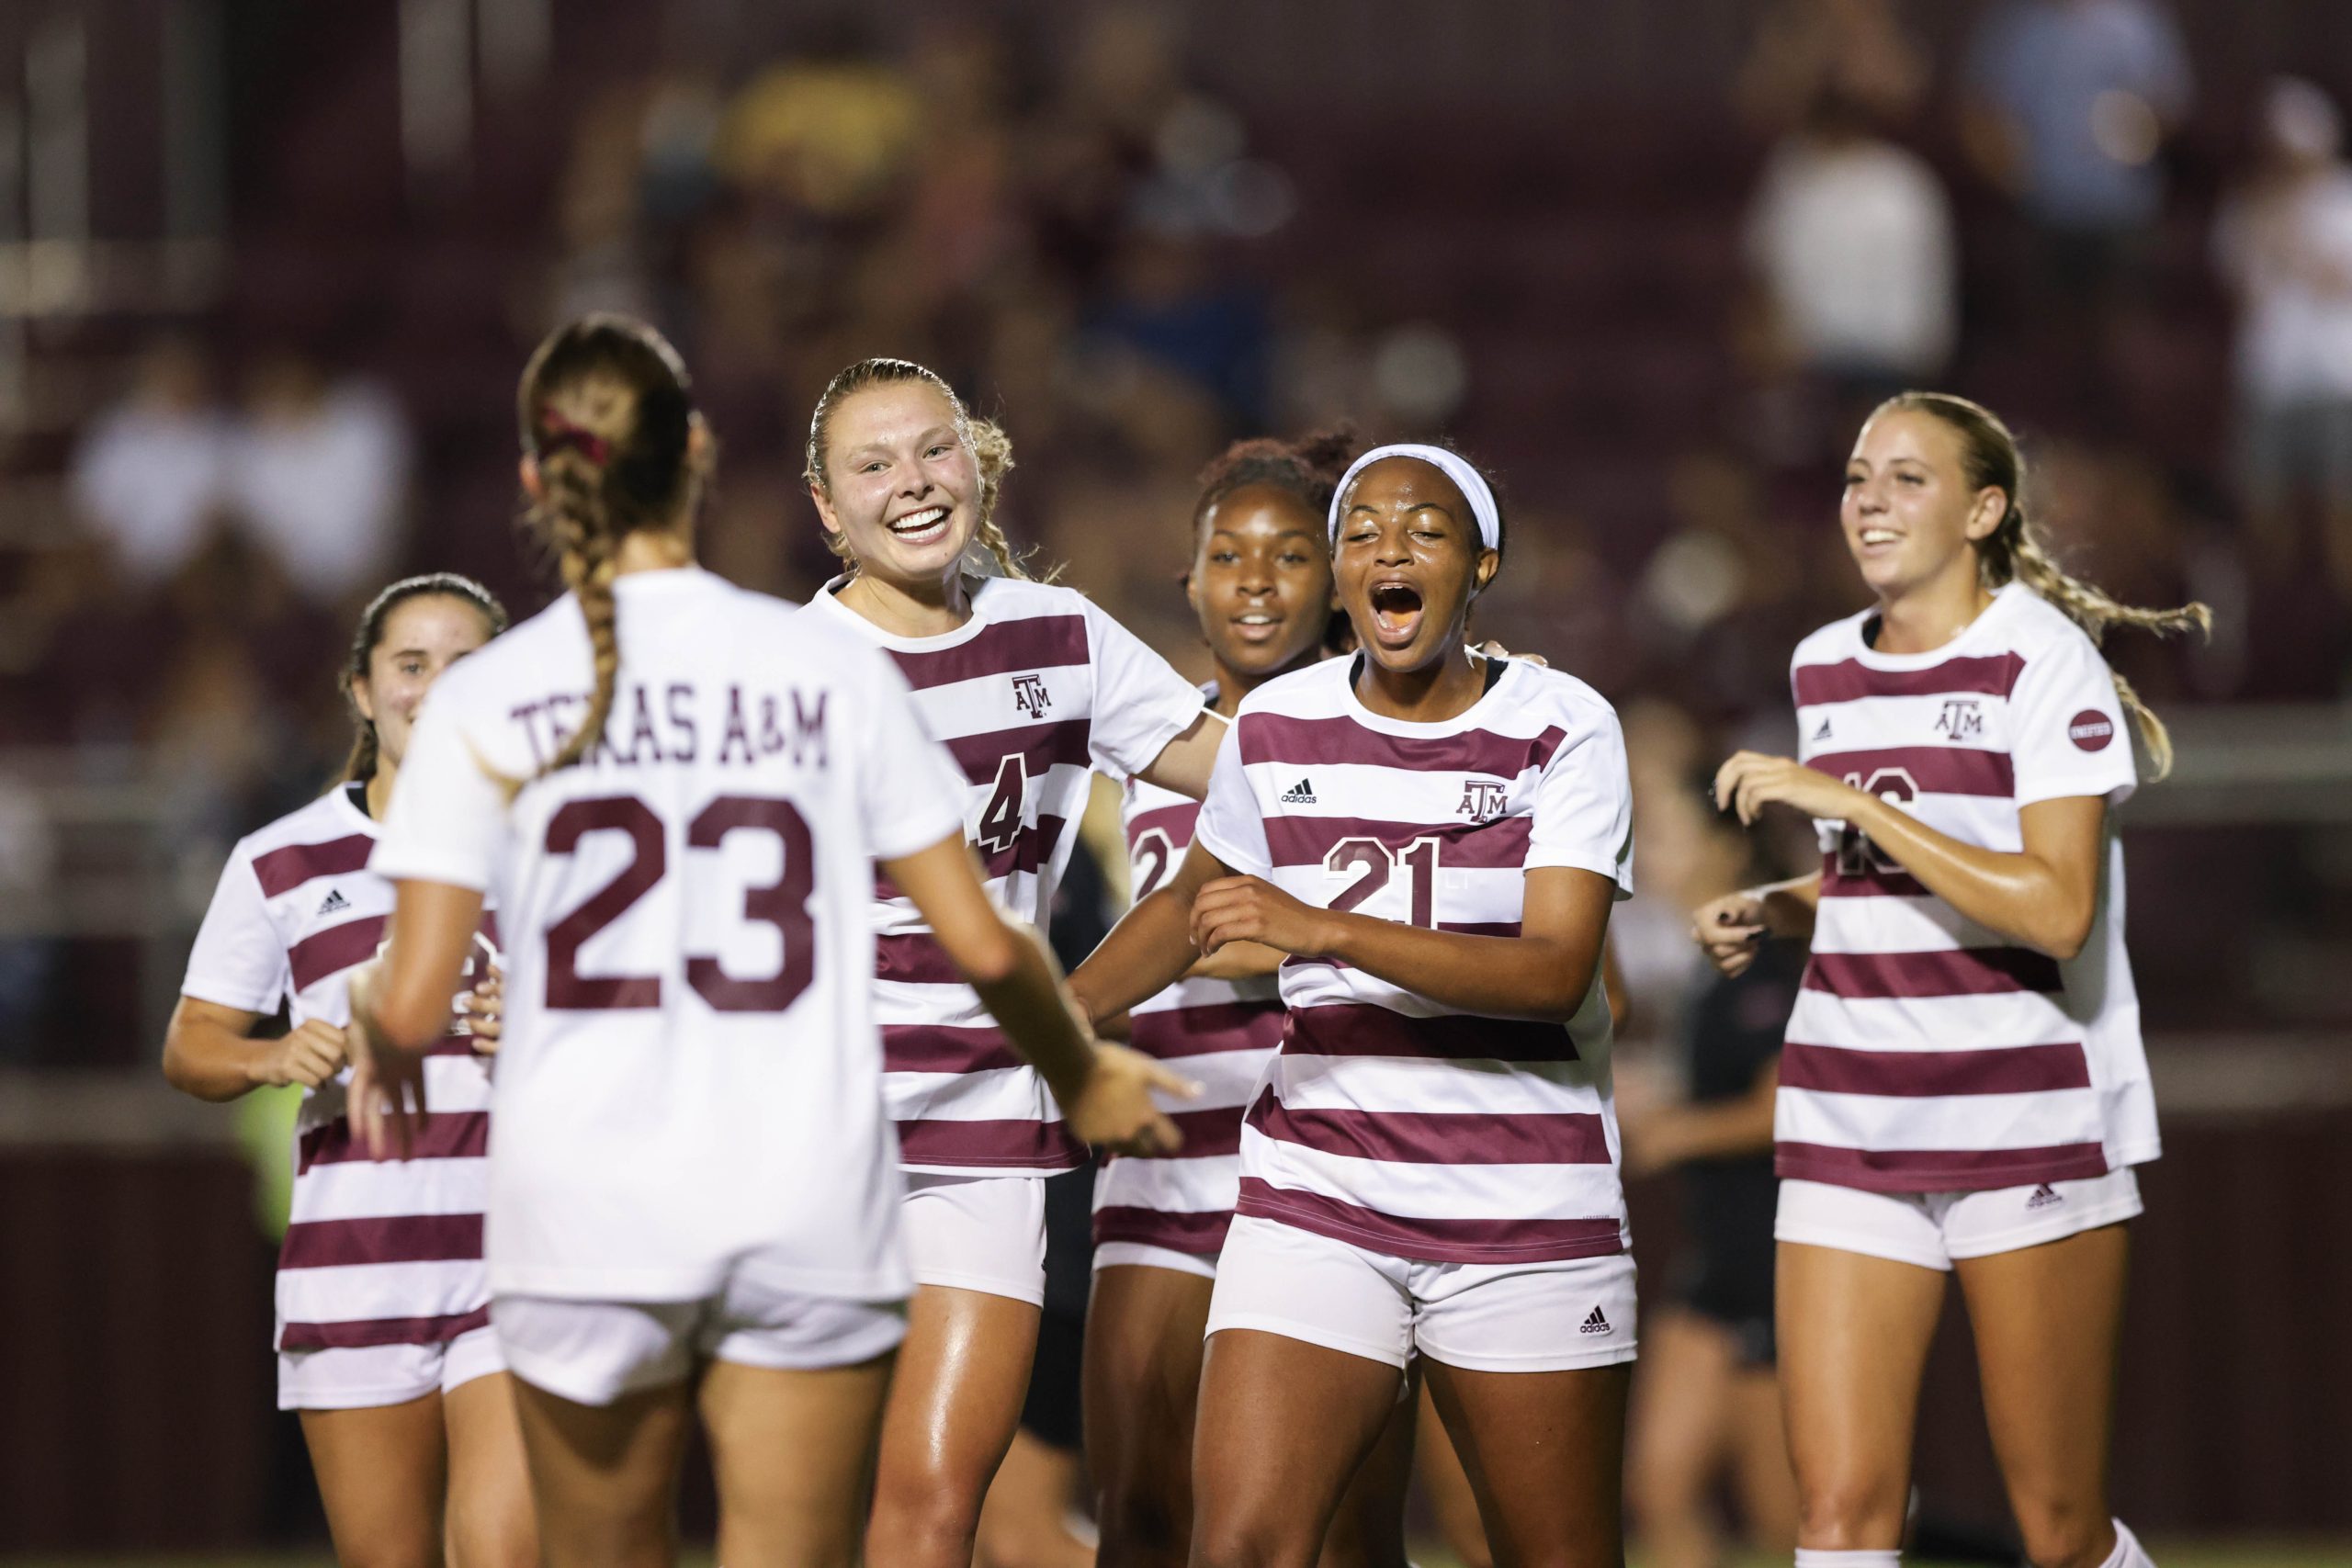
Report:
1841,408,2007,600
352,593,497,773
1188,483,1335,679
1331,457,1499,673
809,379,982,591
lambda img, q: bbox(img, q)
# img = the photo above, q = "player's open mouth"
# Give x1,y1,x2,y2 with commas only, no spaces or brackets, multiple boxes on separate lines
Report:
1367,581,1424,646
887,506,953,545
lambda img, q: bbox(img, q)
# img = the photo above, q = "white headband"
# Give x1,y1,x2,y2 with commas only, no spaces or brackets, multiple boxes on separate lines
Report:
1327,443,1500,553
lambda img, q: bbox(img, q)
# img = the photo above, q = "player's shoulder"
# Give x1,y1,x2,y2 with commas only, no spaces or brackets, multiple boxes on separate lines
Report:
1792,606,1873,671
1993,583,2107,668
426,594,583,715
233,787,366,860
1499,658,1620,735
975,574,1091,623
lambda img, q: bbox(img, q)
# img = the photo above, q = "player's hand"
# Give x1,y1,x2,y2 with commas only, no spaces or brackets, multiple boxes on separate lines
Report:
346,961,427,1159
462,964,503,1055
1062,1042,1197,1157
248,1019,349,1089
1191,875,1334,959
1713,750,1861,828
1691,890,1769,977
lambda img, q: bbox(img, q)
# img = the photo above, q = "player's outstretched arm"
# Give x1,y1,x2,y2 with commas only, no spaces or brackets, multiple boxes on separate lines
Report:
1068,839,1234,1027
1130,710,1228,801
882,831,1193,1156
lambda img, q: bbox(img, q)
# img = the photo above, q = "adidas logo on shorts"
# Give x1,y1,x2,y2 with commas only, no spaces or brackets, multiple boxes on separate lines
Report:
317,888,351,917
2025,1183,2064,1210
1578,1305,1611,1336
1279,776,1317,805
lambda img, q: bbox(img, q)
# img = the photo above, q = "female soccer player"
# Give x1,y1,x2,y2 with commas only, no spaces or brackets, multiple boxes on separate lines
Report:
799,356,1229,1568
165,572,533,1568
347,316,1183,1568
1070,444,1638,1568
1694,391,2208,1568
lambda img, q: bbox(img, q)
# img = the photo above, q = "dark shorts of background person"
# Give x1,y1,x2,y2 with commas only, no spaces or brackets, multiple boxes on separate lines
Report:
1668,1161,1780,1369
1020,1161,1094,1450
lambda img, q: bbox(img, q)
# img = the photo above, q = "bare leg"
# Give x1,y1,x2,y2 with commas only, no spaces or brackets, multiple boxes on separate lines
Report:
1189,1328,1405,1568
300,1394,449,1568
1319,1366,1415,1568
867,1284,1043,1568
1624,1309,1734,1568
1724,1363,1798,1558
977,1427,1097,1568
702,1352,894,1568
442,1371,538,1568
1408,1379,1492,1568
1956,1224,2131,1568
1420,1358,1631,1568
1086,1265,1214,1568
510,1376,693,1568
1777,1242,1946,1552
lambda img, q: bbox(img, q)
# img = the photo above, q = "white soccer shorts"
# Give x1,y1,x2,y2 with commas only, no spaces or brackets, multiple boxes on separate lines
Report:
1204,1215,1639,1374
1093,1238,1221,1280
1775,1166,2143,1271
492,1283,907,1408
902,1172,1049,1305
277,1323,505,1412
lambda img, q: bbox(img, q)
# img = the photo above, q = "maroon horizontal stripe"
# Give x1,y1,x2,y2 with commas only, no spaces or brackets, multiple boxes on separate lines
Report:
299,1110,491,1174
1126,800,1199,850
887,615,1091,690
1116,1104,1247,1160
1235,1179,1623,1265
1238,713,1567,776
1285,1003,1577,1064
1804,946,2063,999
1264,813,1531,870
883,1023,1021,1077
1806,746,2014,798
941,718,1092,784
1776,1140,2110,1194
1817,852,1929,899
279,1213,483,1269
1792,653,2026,707
279,1304,490,1352
876,931,964,987
1249,1093,1609,1166
1092,1203,1230,1255
1779,1041,2091,1098
254,833,377,898
1130,1000,1286,1060
895,1117,1086,1170
288,914,389,993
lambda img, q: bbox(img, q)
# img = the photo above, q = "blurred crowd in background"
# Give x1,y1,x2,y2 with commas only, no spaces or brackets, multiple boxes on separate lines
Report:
6,0,2352,1064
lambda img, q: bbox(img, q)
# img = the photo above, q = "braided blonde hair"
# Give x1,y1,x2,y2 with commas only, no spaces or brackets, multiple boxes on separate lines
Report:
517,314,709,774
802,357,1035,581
1878,391,2211,779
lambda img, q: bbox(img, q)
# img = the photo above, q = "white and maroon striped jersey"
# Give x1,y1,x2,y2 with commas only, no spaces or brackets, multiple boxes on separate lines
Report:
181,784,497,1356
1192,656,1635,1266
805,577,1208,1178
1093,756,1284,1257
373,567,968,1303
1781,581,2157,1192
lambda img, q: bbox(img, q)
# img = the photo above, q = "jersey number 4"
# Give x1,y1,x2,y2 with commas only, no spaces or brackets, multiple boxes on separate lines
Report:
974,754,1026,859
1325,836,1440,928
544,795,816,1012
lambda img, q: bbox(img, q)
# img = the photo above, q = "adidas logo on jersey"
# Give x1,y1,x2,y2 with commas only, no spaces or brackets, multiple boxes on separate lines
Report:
1280,777,1317,804
2025,1183,2064,1210
1812,716,1834,741
1578,1306,1612,1336
317,888,352,917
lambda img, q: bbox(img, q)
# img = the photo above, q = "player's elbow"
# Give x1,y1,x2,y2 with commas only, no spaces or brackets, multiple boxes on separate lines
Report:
160,1033,223,1100
952,919,1030,990
2029,890,2097,963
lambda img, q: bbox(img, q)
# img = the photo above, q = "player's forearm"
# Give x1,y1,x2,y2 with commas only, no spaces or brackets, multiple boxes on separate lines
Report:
1843,798,2091,958
1757,873,1822,940
1068,886,1206,1028
1321,917,1602,1025
968,924,1098,1107
162,1018,266,1101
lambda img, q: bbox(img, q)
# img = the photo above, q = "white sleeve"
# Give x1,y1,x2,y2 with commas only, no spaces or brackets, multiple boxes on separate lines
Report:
2009,635,2137,808
1080,598,1211,781
1189,716,1272,878
1525,708,1635,899
371,683,510,891
179,842,289,1013
857,649,975,861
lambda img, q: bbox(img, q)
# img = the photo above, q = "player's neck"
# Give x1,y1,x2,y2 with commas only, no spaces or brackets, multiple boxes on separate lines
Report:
839,567,972,638
1874,567,1995,656
365,761,397,821
613,529,694,577
1354,644,1485,724
1211,648,1325,716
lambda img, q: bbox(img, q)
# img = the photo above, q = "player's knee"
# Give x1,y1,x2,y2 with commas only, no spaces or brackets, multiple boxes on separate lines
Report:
1793,1472,1908,1549
1097,1472,1190,1560
2012,1496,2111,1568
1189,1507,1303,1568
871,1465,987,1556
1626,1440,1706,1524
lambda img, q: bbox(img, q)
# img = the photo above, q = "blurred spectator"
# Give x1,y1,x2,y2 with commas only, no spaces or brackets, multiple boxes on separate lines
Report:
2213,76,2352,595
1745,89,1957,400
69,339,229,589
1962,0,2191,271
1735,0,1928,135
221,352,412,607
